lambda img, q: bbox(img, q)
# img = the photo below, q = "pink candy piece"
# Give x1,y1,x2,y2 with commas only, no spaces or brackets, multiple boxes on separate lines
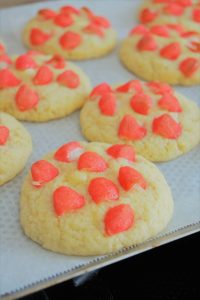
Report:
53,186,85,216
54,142,83,162
31,160,59,188
78,151,108,172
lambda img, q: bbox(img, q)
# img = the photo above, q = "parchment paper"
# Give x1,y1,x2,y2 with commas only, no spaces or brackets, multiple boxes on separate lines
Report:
0,0,199,297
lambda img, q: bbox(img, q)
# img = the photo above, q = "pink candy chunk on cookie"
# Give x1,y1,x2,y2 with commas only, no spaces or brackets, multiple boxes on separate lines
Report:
53,186,85,216
152,114,182,139
57,70,80,88
33,66,54,85
88,177,119,203
98,93,117,116
106,144,136,162
118,166,148,191
30,28,51,46
158,94,182,112
0,69,21,88
59,31,82,50
31,160,59,188
78,151,108,172
0,125,9,145
118,115,147,141
130,93,153,115
54,141,83,162
104,204,134,236
15,84,39,111
15,54,37,70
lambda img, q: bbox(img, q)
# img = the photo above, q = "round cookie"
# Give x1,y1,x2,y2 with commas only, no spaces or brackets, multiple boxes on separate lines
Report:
80,81,200,162
23,5,117,60
120,24,200,85
138,0,200,31
0,112,32,185
20,141,173,256
0,51,91,121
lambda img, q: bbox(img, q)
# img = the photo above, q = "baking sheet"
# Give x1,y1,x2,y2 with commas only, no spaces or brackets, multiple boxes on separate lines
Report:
0,0,200,298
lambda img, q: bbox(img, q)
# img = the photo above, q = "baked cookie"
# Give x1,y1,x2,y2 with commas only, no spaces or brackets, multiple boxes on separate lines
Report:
0,112,32,185
23,5,117,60
20,141,173,256
0,51,91,121
80,81,200,161
120,24,200,85
138,0,200,31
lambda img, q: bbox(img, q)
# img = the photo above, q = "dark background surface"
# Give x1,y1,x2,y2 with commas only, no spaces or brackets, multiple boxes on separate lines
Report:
21,231,200,300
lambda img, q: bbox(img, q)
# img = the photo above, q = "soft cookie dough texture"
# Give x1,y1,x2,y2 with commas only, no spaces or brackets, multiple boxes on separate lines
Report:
80,81,200,162
20,141,173,256
0,52,91,122
120,24,200,85
23,5,117,60
138,0,200,31
0,112,32,185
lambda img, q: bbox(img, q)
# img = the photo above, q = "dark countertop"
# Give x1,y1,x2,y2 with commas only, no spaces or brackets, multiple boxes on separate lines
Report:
21,232,200,300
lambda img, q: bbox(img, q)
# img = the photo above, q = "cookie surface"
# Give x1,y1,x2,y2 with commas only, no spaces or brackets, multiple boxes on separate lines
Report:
138,0,200,30
20,141,173,256
0,51,91,121
120,24,200,85
80,81,200,161
0,112,32,185
23,5,117,60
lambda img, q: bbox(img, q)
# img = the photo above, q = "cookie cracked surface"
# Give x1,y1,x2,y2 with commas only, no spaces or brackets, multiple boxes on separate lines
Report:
20,141,173,256
80,81,200,161
23,5,117,60
0,51,91,121
138,0,200,31
120,24,200,85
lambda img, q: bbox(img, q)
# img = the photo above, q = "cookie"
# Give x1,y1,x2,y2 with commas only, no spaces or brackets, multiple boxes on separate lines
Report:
23,5,117,60
80,81,200,161
0,51,91,121
0,112,32,185
20,141,173,256
138,0,200,30
120,24,200,85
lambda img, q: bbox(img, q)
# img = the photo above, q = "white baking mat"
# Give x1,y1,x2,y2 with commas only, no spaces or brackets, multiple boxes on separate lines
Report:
0,0,200,298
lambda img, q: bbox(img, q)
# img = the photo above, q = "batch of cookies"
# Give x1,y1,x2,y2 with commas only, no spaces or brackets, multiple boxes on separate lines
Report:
0,0,200,256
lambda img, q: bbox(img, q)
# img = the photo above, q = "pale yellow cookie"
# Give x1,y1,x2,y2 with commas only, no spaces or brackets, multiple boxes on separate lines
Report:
0,112,32,186
23,5,117,60
20,141,173,256
0,52,91,122
120,24,200,85
138,0,200,31
80,81,200,162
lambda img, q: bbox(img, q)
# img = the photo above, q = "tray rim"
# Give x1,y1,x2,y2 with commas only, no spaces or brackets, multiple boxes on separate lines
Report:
1,221,199,300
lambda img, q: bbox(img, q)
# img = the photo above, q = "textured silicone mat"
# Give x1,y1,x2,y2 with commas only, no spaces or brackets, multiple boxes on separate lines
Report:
0,0,200,299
